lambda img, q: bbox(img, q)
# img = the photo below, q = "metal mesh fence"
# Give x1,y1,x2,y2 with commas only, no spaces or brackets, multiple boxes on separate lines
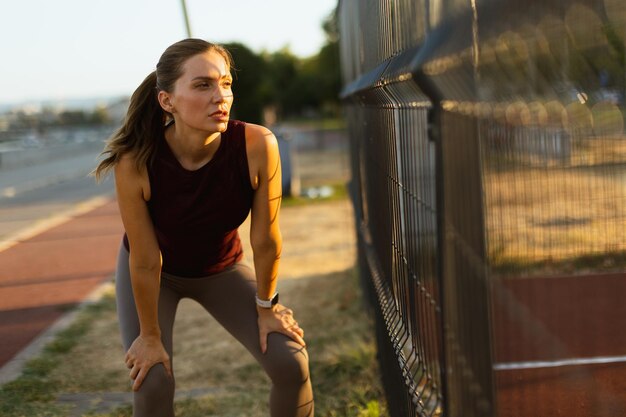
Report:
340,0,626,415
345,94,444,416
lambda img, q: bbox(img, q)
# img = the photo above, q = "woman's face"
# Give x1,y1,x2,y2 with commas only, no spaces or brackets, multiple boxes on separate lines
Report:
165,50,233,134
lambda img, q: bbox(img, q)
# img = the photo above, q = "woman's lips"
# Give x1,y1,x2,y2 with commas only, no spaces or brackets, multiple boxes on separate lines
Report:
210,110,229,120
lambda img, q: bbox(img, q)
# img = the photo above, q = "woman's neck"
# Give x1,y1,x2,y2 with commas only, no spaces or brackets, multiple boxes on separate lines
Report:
165,124,221,168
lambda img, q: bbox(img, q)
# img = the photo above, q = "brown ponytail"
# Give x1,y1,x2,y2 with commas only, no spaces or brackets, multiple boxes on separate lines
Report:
93,38,233,181
93,71,163,180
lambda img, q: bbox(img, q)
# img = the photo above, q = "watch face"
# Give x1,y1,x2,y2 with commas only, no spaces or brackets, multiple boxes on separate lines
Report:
272,293,279,305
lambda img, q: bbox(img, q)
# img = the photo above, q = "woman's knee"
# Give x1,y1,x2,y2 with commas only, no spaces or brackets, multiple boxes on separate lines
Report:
265,335,310,386
134,364,175,415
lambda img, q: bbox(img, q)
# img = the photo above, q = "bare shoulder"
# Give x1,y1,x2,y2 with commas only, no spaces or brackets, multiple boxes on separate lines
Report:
245,123,279,157
114,152,150,200
114,151,141,171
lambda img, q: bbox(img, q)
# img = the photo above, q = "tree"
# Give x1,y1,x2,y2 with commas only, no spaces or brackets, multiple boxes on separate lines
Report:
221,7,342,123
264,7,342,120
317,7,342,115
316,41,341,114
90,106,111,125
263,48,299,119
223,42,267,124
59,110,88,126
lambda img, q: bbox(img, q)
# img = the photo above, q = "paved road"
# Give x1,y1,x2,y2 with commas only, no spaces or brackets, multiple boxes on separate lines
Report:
0,150,114,243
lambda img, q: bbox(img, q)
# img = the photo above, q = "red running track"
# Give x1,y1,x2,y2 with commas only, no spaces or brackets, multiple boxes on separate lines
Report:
492,272,626,416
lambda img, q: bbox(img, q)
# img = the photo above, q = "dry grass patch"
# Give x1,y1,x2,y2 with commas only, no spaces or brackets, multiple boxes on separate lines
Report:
484,163,626,274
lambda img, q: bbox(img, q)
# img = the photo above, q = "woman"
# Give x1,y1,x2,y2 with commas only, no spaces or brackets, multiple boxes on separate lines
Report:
94,38,313,417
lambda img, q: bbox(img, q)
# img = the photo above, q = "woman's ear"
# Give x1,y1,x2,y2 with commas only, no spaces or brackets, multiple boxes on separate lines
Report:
157,90,175,114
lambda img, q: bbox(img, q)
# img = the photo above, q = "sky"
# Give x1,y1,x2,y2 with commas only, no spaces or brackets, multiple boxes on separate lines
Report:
0,0,337,105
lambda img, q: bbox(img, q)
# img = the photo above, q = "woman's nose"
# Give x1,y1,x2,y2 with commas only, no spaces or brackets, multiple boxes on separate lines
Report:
213,87,232,102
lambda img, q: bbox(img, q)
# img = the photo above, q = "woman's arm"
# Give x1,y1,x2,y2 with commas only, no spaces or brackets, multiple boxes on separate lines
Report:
114,154,172,390
247,124,305,353
248,125,282,302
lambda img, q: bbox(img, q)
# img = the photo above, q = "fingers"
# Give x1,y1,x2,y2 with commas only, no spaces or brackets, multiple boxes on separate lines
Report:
287,318,306,346
132,367,148,391
279,312,306,345
280,318,306,348
259,329,269,355
292,324,305,338
129,363,140,381
129,361,171,391
125,348,135,370
258,304,306,354
125,349,172,389
286,328,307,348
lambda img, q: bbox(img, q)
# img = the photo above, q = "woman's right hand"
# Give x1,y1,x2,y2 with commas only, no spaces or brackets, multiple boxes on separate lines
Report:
125,334,172,391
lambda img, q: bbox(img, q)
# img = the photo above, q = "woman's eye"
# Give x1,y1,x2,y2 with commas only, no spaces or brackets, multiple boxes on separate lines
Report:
196,83,210,88
223,82,232,88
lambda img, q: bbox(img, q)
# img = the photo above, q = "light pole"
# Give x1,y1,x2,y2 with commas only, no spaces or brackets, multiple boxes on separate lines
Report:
180,0,192,37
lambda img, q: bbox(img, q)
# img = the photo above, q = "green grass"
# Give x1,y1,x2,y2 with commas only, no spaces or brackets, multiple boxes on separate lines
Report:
281,117,347,130
312,344,385,417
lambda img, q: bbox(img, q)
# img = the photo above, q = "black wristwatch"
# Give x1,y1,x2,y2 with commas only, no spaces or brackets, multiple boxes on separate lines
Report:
255,292,279,308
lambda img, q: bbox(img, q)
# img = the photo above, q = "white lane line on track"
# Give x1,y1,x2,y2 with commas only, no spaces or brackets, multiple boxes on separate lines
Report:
0,194,113,254
494,355,626,371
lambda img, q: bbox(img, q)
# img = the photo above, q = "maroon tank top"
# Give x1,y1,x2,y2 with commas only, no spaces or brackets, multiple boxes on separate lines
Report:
123,119,254,277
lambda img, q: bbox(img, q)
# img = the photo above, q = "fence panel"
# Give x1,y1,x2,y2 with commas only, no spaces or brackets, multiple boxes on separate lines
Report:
340,0,626,415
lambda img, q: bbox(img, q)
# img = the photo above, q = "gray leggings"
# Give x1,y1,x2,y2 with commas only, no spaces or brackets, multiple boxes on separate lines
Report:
115,244,314,417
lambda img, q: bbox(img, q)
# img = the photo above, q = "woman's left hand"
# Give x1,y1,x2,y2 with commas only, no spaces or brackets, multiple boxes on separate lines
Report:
257,303,306,354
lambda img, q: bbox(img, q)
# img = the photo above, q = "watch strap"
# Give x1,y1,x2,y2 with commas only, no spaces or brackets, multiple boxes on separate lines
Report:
255,292,279,308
